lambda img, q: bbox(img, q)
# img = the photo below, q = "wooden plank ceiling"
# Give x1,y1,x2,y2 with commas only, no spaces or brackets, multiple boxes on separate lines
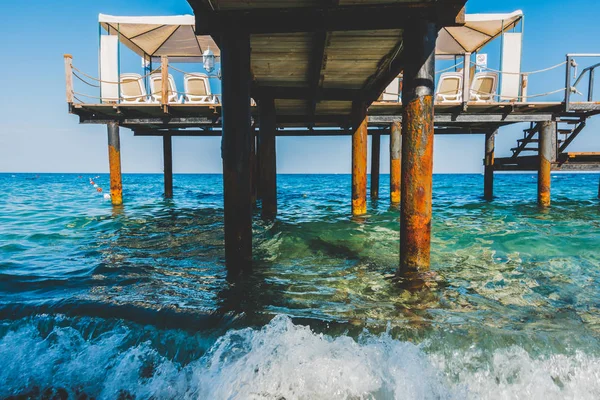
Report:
188,0,467,127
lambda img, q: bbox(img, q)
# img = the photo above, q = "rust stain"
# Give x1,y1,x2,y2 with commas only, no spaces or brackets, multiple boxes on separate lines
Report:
352,116,368,216
108,145,122,206
538,157,551,207
400,95,434,274
390,158,401,204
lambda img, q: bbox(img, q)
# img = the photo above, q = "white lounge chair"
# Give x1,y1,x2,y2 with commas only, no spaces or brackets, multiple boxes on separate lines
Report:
184,73,218,104
381,76,402,102
435,72,463,103
119,73,148,103
470,72,499,103
149,73,182,104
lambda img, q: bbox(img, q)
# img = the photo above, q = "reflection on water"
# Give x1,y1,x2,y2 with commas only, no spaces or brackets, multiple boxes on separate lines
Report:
1,173,600,398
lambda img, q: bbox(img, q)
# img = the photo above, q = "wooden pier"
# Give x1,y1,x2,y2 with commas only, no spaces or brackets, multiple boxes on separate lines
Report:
65,1,600,279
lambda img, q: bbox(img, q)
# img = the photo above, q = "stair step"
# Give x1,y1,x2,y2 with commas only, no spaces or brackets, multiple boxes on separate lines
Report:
511,147,539,152
518,139,539,143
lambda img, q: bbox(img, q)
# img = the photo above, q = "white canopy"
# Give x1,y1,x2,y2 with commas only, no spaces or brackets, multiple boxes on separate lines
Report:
436,10,523,56
99,14,220,62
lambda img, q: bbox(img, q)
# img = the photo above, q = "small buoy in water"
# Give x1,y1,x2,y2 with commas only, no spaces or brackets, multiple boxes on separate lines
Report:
90,180,95,185
103,193,111,200
93,184,99,188
96,187,103,193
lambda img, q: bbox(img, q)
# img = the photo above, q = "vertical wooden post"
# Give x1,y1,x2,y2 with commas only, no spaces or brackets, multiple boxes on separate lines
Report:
352,103,368,216
221,31,253,275
161,56,169,112
462,52,471,110
107,121,123,206
390,121,402,205
64,54,73,104
484,130,496,201
538,121,555,207
370,133,381,199
399,21,437,275
259,98,277,220
163,134,173,198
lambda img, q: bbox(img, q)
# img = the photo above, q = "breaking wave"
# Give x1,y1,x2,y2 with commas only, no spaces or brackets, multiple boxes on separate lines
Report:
2,314,600,399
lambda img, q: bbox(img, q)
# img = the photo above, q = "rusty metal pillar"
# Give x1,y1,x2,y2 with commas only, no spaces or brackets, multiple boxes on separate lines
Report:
107,121,123,206
352,103,368,216
484,130,496,201
370,133,381,199
390,122,402,205
163,134,173,198
258,98,277,220
538,121,555,207
399,21,437,275
221,30,252,275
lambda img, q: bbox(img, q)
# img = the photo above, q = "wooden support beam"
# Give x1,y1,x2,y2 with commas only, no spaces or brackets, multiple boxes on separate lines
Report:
250,129,257,207
352,103,368,216
163,134,173,198
399,21,437,276
484,130,496,201
308,31,327,126
107,121,123,206
258,98,278,220
252,86,362,101
161,56,169,113
221,30,253,275
192,2,466,35
370,133,381,199
64,54,73,104
390,122,402,205
538,121,555,207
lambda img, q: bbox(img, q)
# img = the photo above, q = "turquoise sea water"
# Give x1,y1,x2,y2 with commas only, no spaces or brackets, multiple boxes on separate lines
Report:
1,172,600,399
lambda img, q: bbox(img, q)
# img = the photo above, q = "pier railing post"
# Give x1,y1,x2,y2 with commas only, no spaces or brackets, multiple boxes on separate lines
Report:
161,56,169,112
163,134,173,198
370,132,381,200
221,30,253,275
352,103,368,216
399,20,437,275
107,121,123,206
538,121,555,207
64,54,73,104
258,98,278,220
390,122,402,205
484,130,496,201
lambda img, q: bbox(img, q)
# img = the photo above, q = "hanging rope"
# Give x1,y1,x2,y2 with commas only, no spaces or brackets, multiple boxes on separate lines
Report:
71,64,161,84
470,61,567,76
435,61,464,75
73,72,100,88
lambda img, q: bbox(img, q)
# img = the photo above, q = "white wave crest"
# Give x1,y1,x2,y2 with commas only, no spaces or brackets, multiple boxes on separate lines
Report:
1,315,600,399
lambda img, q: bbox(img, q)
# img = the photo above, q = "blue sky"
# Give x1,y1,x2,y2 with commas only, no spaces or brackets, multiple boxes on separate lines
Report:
0,0,598,173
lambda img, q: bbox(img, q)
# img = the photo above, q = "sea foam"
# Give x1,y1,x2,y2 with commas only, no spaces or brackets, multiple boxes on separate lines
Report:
1,315,600,399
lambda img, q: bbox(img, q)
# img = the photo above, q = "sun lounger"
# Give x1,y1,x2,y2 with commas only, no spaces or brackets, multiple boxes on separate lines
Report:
149,73,182,104
435,72,463,103
470,72,499,102
183,73,218,104
381,76,402,102
119,73,149,103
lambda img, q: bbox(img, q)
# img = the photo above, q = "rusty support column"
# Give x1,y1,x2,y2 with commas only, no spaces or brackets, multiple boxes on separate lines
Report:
390,122,402,205
484,130,496,201
538,121,555,207
107,121,123,206
370,133,381,199
258,98,277,220
399,21,437,275
352,103,368,216
221,30,252,275
163,134,173,198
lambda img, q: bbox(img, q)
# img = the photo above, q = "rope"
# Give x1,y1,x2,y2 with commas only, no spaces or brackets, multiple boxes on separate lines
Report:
435,61,464,75
73,72,100,88
471,61,567,76
469,87,566,100
71,65,161,84
72,91,149,101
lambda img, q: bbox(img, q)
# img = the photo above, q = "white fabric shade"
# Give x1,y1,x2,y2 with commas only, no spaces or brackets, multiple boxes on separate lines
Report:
99,14,220,61
436,10,523,56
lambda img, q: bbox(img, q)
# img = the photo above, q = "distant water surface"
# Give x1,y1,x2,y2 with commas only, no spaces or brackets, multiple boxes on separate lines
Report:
1,173,600,399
